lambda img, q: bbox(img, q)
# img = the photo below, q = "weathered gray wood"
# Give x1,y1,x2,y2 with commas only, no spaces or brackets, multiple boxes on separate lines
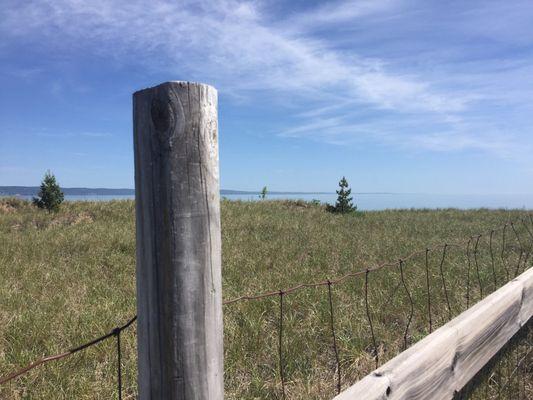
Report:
133,81,223,399
335,267,533,400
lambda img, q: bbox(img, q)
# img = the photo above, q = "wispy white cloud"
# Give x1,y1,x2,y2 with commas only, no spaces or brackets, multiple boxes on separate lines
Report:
35,131,112,138
2,0,533,161
1,67,43,81
285,0,401,29
79,132,112,138
0,0,464,110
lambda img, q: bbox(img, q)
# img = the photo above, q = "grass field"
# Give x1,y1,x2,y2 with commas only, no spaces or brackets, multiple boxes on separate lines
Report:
0,198,531,399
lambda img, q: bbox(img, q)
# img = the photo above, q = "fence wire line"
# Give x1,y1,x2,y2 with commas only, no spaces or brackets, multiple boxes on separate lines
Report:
473,234,483,300
232,216,531,396
0,315,136,395
222,216,531,305
1,215,532,397
466,237,472,308
425,248,433,333
439,243,453,320
326,280,341,395
278,290,286,399
364,268,379,368
399,259,414,351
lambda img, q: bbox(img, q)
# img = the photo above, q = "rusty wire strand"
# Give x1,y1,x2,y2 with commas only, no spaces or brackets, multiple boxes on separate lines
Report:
522,217,533,249
326,280,341,395
439,243,452,321
364,269,379,368
506,345,512,400
524,216,533,281
399,260,414,351
514,251,523,279
278,290,286,399
501,223,510,281
425,248,433,333
510,222,524,277
522,217,533,241
0,316,137,386
522,252,531,281
473,235,484,300
489,230,498,288
514,346,521,400
511,222,525,250
497,357,502,399
521,218,533,270
466,237,472,309
115,328,122,400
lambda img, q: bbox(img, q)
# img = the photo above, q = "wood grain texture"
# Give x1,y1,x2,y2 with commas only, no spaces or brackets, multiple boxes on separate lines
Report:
335,267,533,400
133,81,223,399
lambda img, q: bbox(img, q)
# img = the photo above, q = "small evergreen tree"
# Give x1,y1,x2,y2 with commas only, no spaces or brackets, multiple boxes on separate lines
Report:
333,176,356,213
33,171,64,212
260,186,268,200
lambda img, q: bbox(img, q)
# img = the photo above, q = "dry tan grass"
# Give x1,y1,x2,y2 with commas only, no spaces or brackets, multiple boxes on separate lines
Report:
0,199,531,399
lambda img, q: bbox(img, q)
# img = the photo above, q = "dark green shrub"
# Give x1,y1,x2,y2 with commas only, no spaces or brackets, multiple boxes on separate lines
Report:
33,171,64,212
328,176,356,214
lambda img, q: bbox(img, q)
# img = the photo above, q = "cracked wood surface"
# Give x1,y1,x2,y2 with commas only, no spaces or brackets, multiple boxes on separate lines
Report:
133,81,223,399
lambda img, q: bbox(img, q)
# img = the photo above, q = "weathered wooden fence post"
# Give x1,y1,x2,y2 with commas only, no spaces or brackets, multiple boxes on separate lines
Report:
133,81,223,399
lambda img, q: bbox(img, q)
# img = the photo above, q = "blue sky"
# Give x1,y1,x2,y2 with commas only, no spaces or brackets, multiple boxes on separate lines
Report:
1,0,533,194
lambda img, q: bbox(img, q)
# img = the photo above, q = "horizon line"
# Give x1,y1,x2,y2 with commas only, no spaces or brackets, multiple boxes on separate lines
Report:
2,186,533,196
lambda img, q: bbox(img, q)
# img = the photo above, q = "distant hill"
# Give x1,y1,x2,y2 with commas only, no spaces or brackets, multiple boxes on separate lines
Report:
0,186,333,197
0,186,135,196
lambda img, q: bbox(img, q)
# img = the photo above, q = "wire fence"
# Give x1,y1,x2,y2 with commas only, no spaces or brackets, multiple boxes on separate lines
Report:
0,316,137,398
1,215,532,399
223,215,533,398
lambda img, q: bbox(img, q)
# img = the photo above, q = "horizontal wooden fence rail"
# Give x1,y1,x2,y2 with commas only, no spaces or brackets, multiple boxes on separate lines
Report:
334,267,533,400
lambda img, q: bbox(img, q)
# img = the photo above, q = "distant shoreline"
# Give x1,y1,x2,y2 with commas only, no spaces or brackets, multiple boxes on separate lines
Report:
1,186,381,197
2,188,533,210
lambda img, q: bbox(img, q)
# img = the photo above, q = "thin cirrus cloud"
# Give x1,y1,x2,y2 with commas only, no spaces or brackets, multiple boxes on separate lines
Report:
2,0,532,159
34,132,112,138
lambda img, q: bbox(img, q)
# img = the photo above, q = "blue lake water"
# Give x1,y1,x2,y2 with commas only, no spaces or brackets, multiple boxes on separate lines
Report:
223,193,533,210
9,193,533,211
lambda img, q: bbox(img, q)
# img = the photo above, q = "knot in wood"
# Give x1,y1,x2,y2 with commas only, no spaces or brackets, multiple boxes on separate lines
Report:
151,98,175,135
